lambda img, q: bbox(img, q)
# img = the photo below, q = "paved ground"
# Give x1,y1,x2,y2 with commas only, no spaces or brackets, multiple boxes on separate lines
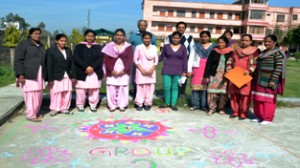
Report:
0,91,300,168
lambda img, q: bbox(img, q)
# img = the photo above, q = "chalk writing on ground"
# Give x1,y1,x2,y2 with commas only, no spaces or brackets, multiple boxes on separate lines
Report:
188,126,236,139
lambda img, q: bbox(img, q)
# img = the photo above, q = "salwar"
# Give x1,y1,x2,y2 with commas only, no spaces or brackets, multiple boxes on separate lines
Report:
230,94,250,116
208,93,227,112
191,90,207,110
23,90,43,119
106,85,129,109
163,75,180,106
253,99,276,122
134,84,155,106
76,89,99,107
50,90,72,112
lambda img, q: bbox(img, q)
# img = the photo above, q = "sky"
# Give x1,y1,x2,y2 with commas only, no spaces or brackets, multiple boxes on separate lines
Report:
0,0,299,35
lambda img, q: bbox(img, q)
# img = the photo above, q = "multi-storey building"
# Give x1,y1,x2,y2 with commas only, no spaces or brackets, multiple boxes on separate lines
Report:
142,0,300,43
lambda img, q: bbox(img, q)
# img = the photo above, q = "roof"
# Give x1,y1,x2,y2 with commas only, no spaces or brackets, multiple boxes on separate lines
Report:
94,28,114,36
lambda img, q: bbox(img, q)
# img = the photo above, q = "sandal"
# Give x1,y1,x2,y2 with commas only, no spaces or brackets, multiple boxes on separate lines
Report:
189,107,195,111
62,110,74,115
27,118,42,122
119,107,126,112
50,111,58,117
109,108,116,112
206,110,214,115
219,111,225,115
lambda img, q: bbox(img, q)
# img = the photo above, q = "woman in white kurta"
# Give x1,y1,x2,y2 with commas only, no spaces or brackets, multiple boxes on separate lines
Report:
134,32,158,111
102,29,133,112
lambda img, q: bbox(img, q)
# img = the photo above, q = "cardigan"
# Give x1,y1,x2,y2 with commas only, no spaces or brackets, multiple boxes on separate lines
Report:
159,44,187,75
204,50,232,78
14,38,46,79
256,47,284,89
72,43,104,81
46,45,73,82
104,45,134,77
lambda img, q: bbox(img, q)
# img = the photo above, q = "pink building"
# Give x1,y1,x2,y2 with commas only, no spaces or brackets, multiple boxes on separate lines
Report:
142,0,300,43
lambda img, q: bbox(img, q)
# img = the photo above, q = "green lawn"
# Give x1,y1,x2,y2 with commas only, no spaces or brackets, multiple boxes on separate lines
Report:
281,60,300,97
0,65,15,87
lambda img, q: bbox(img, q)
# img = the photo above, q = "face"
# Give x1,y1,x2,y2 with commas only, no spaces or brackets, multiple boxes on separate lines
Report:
224,33,232,41
200,33,210,44
177,24,186,35
264,37,276,50
115,31,125,44
138,21,147,33
241,36,252,48
218,39,227,49
143,34,152,46
85,32,95,43
56,37,67,49
30,30,41,42
171,34,181,45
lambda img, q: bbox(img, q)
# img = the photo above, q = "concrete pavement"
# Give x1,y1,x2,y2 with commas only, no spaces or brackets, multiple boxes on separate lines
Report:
0,84,300,168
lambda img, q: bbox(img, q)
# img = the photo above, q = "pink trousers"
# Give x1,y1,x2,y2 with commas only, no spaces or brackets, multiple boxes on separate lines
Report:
23,90,43,119
106,85,128,109
76,89,99,107
253,100,276,122
50,90,72,112
134,84,155,106
230,94,250,116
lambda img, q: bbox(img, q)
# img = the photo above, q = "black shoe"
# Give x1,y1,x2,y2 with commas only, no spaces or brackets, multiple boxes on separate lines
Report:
229,115,238,118
159,104,169,108
136,106,143,111
144,105,151,111
239,117,246,120
171,106,178,111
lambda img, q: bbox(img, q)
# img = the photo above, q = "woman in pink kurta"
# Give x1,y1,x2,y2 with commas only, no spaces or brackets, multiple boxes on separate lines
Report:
102,29,133,112
46,34,73,116
14,27,46,122
134,32,158,111
227,34,259,120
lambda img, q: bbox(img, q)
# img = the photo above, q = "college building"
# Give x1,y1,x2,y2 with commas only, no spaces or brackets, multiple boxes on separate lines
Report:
142,0,300,43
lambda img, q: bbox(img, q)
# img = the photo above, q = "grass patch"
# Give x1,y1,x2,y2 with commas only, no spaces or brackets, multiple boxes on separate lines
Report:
280,60,300,97
0,65,15,87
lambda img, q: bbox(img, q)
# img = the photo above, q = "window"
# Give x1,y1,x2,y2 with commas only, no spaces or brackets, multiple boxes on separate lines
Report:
207,26,213,33
177,10,186,17
293,14,298,21
251,0,267,4
228,13,232,19
216,27,222,34
168,10,174,17
191,11,197,18
276,14,285,22
210,11,215,19
235,13,241,20
267,13,271,16
199,11,205,18
158,24,164,31
250,10,265,20
249,26,264,34
190,25,195,33
160,10,166,16
233,27,240,34
198,26,204,33
217,12,223,19
166,24,173,31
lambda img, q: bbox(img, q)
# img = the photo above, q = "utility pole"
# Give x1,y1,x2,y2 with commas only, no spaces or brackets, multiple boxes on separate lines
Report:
87,9,90,28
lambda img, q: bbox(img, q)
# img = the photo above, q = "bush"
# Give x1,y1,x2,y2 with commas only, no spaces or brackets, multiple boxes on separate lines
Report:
294,52,300,62
0,65,15,87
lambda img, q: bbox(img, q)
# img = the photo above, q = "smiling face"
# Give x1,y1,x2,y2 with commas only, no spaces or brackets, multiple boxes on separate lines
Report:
56,37,67,49
171,34,181,45
30,30,41,42
85,32,95,43
200,33,210,44
138,21,147,33
176,24,186,35
143,34,152,46
218,39,227,50
114,31,125,44
264,37,276,50
224,33,232,41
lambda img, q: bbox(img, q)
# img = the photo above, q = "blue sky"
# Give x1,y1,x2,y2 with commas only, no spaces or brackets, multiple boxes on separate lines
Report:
0,0,299,35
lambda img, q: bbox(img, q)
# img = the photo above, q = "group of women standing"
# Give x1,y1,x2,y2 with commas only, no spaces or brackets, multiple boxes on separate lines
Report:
14,26,285,125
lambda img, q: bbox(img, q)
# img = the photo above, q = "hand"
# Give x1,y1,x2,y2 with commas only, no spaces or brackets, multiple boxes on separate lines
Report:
268,81,275,88
187,72,193,78
226,67,232,72
140,69,148,76
111,71,118,77
18,75,25,85
182,73,187,77
118,70,126,76
85,66,94,74
244,70,249,75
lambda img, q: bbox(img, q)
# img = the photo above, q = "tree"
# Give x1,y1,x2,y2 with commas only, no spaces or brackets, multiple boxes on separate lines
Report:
282,26,300,52
68,28,84,50
2,26,22,66
0,13,30,31
273,27,285,43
